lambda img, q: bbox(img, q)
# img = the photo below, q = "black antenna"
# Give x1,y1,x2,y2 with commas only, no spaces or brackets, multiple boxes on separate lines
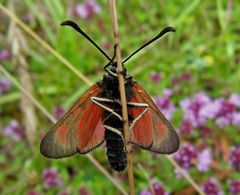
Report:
122,26,176,63
61,20,111,61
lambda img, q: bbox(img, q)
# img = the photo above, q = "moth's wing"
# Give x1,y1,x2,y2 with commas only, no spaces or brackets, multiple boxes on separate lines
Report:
40,84,105,158
128,83,180,154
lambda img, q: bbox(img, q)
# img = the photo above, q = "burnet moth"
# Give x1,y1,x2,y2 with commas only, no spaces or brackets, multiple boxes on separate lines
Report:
40,20,180,172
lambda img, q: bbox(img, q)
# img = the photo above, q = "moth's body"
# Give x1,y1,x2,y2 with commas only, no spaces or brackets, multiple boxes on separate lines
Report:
97,65,134,171
40,20,180,172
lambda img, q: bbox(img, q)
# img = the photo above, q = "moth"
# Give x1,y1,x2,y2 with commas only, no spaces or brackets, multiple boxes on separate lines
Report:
40,20,180,171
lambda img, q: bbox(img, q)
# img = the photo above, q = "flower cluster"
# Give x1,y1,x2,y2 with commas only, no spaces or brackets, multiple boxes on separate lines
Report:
175,143,197,169
196,148,212,172
3,120,23,141
171,71,192,85
201,178,223,195
150,72,161,84
69,0,101,19
27,191,38,195
0,49,11,61
180,92,240,129
229,146,240,170
180,92,212,127
42,168,62,189
228,180,240,195
179,119,193,134
79,187,90,195
199,126,213,137
0,76,11,94
140,179,169,195
53,106,65,120
175,143,212,172
214,94,240,126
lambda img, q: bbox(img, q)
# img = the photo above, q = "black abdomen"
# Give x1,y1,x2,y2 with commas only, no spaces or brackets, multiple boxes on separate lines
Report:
98,71,134,171
104,111,127,171
105,130,127,171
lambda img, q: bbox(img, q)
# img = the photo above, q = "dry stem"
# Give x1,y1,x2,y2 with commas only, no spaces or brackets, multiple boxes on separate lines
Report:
108,0,135,194
138,164,155,195
167,156,205,195
9,2,37,146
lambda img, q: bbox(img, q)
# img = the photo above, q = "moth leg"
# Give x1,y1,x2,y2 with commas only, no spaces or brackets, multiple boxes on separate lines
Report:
127,102,149,131
91,97,122,121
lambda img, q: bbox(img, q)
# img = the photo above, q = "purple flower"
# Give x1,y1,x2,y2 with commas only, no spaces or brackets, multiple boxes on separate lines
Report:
171,76,180,85
154,89,176,121
73,0,101,19
174,168,186,179
42,168,62,189
180,92,240,128
216,99,236,116
228,179,240,195
162,88,173,98
196,148,212,172
175,143,197,169
0,49,11,61
103,40,111,50
139,189,152,195
28,191,38,195
151,179,169,195
53,106,65,120
214,98,237,127
0,76,11,94
199,100,221,120
229,146,240,170
181,71,192,81
150,72,161,84
201,178,223,195
140,179,169,195
229,93,240,107
216,116,231,127
179,120,193,135
171,72,191,85
97,19,106,32
200,126,213,137
180,92,211,127
3,120,23,141
79,187,90,195
232,112,240,126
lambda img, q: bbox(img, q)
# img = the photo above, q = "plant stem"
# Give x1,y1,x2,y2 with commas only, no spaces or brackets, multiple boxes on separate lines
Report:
108,0,135,194
9,1,37,146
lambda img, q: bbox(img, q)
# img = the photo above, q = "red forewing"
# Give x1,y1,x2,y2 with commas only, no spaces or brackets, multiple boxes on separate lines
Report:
40,84,105,158
128,83,180,154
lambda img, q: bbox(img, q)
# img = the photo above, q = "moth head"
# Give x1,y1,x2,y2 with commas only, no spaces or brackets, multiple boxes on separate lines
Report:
110,62,127,76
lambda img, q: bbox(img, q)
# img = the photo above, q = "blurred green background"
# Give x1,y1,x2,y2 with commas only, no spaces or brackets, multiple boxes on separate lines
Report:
0,0,240,194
